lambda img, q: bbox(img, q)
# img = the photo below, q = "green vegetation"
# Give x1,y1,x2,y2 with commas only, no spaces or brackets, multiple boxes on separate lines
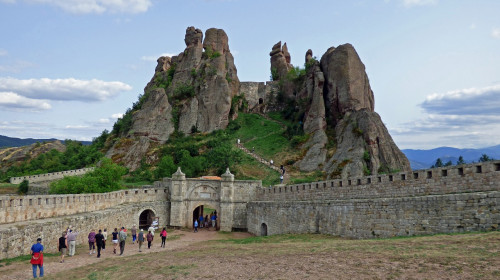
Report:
270,67,278,81
17,180,28,194
0,140,103,183
202,46,221,59
49,158,127,194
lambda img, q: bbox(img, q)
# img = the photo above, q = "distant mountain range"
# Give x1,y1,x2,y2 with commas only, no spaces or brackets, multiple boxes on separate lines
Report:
0,135,91,148
402,145,500,170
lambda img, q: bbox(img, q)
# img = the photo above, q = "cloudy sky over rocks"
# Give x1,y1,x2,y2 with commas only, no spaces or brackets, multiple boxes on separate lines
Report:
0,0,499,149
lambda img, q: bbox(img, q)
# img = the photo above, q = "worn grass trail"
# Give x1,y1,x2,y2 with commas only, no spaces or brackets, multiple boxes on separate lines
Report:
2,230,499,279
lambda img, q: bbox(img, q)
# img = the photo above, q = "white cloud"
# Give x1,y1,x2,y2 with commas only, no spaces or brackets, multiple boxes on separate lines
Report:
141,53,178,61
469,23,476,30
402,0,438,7
98,118,110,124
0,77,132,102
393,84,500,149
111,113,123,118
0,49,7,56
65,124,90,129
421,84,500,115
0,91,51,111
492,28,500,39
11,0,152,14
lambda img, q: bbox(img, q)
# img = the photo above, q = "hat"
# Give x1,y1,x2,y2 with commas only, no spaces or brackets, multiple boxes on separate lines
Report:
37,238,42,242
140,229,144,232
121,227,125,229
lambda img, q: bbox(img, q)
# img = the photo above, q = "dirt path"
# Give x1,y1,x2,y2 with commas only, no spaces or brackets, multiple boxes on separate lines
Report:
0,229,249,280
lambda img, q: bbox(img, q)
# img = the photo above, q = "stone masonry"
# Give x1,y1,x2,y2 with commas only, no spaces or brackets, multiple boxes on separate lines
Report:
1,162,500,259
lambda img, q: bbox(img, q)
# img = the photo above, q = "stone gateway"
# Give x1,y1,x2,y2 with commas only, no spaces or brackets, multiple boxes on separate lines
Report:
1,161,500,259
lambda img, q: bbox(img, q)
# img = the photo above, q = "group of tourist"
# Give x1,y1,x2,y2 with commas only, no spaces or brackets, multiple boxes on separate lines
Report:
29,223,169,278
194,211,218,232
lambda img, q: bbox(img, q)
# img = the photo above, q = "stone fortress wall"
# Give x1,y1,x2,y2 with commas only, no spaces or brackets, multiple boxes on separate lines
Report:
247,160,500,238
9,167,95,184
1,162,500,259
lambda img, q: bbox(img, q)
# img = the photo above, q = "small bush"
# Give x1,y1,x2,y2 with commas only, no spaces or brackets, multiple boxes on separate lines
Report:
18,180,29,195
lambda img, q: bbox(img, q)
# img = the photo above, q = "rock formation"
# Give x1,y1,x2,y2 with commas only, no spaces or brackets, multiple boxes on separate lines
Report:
0,141,66,172
106,26,240,170
264,42,410,178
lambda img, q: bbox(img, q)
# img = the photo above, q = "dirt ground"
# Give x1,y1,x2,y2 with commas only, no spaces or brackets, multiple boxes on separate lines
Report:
1,230,499,280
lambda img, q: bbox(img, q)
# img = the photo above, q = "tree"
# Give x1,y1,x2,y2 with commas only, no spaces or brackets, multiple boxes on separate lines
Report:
444,160,452,167
154,155,177,180
18,180,29,195
479,154,494,162
432,158,443,168
456,156,465,165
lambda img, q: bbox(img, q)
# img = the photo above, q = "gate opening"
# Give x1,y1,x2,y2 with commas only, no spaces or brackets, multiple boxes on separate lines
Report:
139,209,155,230
193,205,219,230
260,223,268,236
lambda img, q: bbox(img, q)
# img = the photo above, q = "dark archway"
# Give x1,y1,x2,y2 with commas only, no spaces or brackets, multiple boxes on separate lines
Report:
260,223,268,236
193,205,219,230
139,209,154,230
258,98,264,104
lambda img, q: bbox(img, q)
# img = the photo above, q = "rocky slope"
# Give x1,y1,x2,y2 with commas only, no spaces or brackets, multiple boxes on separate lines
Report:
0,141,66,172
266,43,411,178
106,27,240,170
106,26,410,178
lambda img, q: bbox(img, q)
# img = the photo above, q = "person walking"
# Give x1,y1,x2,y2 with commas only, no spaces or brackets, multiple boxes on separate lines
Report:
138,229,144,252
146,230,153,249
88,229,96,255
30,237,44,278
102,229,108,251
131,224,137,244
66,229,77,256
160,227,167,248
119,227,127,255
204,215,209,229
112,228,119,254
95,230,104,258
194,219,198,232
58,232,67,263
148,224,155,237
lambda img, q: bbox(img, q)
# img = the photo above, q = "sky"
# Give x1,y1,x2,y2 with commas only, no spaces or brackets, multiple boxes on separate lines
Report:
0,0,499,150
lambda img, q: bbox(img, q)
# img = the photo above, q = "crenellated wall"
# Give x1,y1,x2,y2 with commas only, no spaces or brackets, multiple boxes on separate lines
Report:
247,161,500,239
9,167,95,184
0,181,169,224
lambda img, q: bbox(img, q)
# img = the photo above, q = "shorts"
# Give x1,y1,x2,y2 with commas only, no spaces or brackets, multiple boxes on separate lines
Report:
112,240,119,244
60,248,67,254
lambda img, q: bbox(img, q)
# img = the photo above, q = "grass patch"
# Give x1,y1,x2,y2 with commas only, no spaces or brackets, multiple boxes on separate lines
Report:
0,183,18,194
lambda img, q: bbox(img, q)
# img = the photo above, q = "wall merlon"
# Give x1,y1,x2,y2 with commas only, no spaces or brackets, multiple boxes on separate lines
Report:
9,167,95,184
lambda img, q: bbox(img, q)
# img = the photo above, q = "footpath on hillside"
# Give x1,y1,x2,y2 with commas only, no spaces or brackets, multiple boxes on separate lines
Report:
235,113,290,185
0,229,251,280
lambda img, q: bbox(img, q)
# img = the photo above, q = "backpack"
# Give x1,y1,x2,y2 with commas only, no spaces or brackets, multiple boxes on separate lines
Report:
119,231,127,241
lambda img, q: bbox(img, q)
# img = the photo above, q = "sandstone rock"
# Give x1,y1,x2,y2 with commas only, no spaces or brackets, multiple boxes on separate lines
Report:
105,88,174,170
270,41,293,81
323,110,411,178
184,26,203,48
320,44,375,122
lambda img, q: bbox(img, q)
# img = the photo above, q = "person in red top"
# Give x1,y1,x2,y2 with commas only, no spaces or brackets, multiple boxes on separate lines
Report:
30,237,44,278
160,227,167,248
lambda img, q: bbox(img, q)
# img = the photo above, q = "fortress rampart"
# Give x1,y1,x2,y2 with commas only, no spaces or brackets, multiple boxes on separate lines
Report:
247,161,500,239
9,167,95,184
256,161,500,201
0,180,169,224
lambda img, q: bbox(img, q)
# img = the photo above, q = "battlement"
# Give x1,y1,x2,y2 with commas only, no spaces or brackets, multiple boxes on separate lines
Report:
9,167,95,184
257,160,500,201
0,181,169,224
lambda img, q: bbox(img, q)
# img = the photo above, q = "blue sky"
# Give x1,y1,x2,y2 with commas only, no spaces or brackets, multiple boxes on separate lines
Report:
0,0,499,149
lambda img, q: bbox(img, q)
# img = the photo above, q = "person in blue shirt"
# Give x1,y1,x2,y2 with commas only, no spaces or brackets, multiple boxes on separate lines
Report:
30,237,44,278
